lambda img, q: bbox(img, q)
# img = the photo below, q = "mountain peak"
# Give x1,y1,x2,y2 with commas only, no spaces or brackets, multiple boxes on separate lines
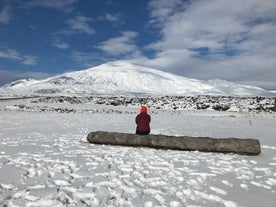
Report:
0,61,274,97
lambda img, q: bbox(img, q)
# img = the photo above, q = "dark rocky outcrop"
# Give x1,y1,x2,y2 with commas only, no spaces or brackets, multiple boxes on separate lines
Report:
38,96,276,113
87,131,261,156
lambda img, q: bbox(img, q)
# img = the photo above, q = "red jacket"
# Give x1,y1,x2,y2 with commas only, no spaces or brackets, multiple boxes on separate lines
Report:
135,112,151,132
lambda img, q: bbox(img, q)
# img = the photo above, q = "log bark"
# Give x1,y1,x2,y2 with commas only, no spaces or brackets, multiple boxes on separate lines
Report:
87,131,261,156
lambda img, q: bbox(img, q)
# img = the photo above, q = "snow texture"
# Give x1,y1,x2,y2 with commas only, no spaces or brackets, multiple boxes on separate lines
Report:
0,96,276,207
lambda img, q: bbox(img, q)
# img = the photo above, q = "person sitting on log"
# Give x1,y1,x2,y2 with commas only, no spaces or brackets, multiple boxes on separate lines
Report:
135,106,151,135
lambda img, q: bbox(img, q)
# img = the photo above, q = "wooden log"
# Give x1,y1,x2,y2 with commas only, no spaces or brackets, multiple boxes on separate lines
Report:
87,131,261,156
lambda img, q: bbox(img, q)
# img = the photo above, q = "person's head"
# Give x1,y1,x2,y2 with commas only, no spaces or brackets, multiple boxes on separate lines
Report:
141,106,147,113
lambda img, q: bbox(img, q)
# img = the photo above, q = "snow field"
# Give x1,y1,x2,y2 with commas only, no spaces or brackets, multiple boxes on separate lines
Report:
0,100,276,206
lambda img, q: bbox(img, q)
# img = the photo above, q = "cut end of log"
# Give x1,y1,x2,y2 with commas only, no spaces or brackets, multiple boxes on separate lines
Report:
87,131,261,156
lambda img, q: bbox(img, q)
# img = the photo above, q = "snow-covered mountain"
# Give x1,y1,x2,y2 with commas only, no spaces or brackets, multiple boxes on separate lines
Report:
0,61,274,97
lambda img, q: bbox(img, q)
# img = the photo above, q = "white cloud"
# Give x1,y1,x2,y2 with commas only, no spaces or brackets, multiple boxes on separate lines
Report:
0,49,21,60
0,48,38,66
148,0,184,26
0,6,11,25
53,42,70,49
71,51,110,67
100,13,120,22
21,55,38,66
52,39,70,49
71,51,95,63
29,25,36,30
0,70,51,86
22,0,78,13
96,31,138,56
66,16,95,35
142,0,276,89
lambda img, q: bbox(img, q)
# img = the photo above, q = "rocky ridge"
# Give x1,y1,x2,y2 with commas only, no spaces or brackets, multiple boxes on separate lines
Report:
3,96,275,114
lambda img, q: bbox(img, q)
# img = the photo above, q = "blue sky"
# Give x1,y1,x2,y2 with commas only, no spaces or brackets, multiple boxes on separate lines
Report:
1,0,276,90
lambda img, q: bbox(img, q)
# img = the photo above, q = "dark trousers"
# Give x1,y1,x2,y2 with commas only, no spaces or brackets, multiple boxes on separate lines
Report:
136,128,150,135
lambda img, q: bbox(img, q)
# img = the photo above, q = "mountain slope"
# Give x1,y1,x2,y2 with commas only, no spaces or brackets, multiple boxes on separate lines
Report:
0,61,273,96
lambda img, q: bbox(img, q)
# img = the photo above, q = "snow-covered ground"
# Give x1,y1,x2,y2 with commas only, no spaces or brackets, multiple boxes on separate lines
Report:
0,97,276,207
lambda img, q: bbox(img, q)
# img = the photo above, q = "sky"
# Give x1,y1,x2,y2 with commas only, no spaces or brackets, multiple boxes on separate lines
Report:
0,0,276,90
